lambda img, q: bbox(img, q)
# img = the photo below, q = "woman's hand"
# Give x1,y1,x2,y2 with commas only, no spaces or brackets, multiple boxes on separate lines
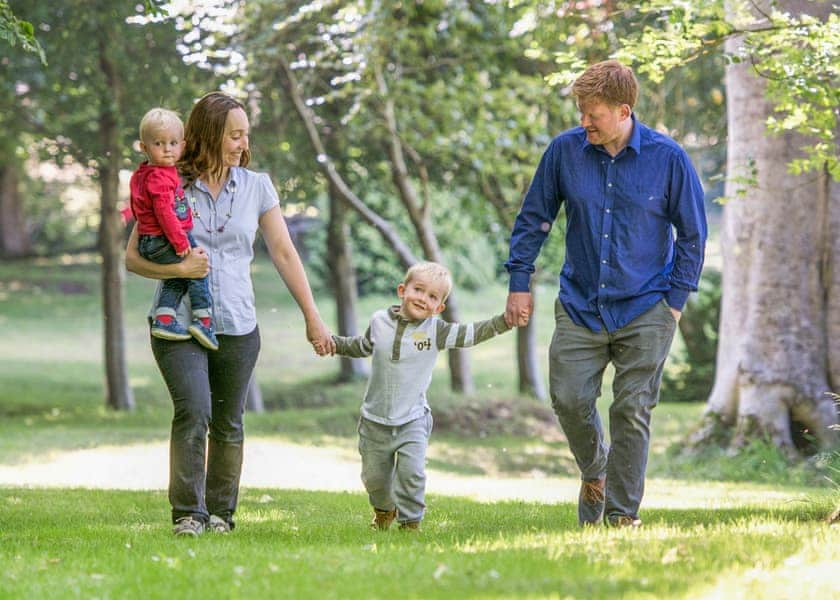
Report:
306,317,336,356
180,247,210,279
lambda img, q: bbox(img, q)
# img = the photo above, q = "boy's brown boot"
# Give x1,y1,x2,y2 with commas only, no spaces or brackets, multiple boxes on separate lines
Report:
370,508,397,530
398,520,421,531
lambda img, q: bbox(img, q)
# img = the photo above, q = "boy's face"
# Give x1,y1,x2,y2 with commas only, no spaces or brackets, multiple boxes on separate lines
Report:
141,125,185,167
397,274,447,321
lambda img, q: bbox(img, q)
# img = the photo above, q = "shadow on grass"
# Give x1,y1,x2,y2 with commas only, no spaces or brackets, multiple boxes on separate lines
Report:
0,487,831,600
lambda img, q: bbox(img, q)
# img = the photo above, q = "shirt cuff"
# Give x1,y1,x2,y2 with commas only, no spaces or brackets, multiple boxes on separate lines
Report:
508,272,531,293
665,288,690,311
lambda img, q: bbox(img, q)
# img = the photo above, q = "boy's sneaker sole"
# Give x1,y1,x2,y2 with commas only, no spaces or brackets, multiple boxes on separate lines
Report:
188,322,219,351
151,327,191,341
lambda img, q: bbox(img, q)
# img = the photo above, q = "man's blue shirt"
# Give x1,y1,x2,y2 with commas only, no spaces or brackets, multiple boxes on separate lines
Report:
505,117,707,333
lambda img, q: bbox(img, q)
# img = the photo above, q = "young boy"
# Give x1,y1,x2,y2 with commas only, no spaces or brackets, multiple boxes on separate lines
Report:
331,262,512,531
129,107,218,350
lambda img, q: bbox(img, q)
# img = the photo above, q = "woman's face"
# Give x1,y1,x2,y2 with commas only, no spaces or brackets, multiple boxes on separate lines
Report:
221,107,249,168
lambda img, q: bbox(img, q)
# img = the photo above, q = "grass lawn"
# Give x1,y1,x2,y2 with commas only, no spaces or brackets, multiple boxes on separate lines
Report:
1,255,838,598
1,488,837,599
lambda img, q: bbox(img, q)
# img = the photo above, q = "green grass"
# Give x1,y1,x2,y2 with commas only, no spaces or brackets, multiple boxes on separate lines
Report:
1,488,837,600
1,255,839,598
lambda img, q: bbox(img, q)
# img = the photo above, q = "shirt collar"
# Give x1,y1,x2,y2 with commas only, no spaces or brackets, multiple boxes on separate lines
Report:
189,167,240,195
580,113,642,156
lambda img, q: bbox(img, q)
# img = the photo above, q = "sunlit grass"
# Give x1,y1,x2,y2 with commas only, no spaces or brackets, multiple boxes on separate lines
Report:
0,487,835,599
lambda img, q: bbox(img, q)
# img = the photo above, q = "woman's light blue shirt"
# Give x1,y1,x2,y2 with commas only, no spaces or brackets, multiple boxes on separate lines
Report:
149,166,279,335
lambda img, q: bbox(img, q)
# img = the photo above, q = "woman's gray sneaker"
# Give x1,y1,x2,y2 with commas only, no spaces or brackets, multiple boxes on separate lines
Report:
173,516,204,537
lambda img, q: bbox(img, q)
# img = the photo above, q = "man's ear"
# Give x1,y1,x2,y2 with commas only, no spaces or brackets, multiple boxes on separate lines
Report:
434,302,446,315
619,103,632,121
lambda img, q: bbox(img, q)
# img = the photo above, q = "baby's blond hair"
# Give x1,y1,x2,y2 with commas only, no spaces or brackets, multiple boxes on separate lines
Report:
139,107,183,144
403,261,453,302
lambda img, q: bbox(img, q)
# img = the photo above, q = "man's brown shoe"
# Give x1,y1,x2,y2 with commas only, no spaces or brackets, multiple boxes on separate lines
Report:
607,514,642,528
370,508,397,530
578,477,606,526
398,520,421,531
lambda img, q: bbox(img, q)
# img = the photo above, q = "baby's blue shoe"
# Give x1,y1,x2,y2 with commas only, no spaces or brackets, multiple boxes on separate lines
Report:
188,319,219,351
151,319,191,341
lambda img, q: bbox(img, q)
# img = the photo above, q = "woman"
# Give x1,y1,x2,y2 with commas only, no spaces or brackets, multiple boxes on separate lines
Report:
126,92,335,536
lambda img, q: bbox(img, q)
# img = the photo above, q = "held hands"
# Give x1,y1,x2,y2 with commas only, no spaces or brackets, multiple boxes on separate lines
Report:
505,291,533,327
307,317,336,356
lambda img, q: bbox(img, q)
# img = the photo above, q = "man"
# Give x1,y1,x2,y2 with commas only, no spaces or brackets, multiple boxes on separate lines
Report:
505,60,706,527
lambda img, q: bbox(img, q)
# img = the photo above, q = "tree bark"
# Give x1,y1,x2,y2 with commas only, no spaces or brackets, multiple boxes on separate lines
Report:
698,0,838,450
98,32,134,411
0,164,32,258
327,183,369,381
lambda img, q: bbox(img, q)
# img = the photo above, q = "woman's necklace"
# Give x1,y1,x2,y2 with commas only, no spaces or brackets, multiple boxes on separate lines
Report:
190,179,236,234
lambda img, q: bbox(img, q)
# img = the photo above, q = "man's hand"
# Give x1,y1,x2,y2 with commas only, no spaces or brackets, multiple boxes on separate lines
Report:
670,307,682,322
505,291,533,327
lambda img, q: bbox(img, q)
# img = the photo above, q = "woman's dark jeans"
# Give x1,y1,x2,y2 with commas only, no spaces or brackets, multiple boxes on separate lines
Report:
151,327,260,528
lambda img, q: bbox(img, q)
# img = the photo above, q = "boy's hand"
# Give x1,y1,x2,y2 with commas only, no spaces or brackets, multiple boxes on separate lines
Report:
177,246,191,258
505,292,532,327
307,318,336,356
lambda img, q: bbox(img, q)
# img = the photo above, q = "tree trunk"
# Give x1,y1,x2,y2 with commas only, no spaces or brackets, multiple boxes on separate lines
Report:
327,184,369,381
0,164,32,258
696,0,838,450
98,34,134,411
517,292,547,400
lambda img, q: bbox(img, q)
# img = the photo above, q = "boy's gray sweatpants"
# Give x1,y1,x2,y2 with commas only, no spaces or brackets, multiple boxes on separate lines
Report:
358,412,433,524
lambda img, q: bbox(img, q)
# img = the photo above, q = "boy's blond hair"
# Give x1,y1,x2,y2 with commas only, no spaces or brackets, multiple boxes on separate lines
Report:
571,59,638,108
404,261,453,302
139,107,183,144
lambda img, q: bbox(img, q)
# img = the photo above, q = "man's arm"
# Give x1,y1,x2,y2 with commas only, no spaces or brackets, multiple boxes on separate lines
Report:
665,149,708,316
504,141,562,325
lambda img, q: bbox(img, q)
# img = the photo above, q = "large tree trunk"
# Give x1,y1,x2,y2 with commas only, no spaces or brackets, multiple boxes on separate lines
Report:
0,164,32,258
327,184,369,381
98,34,134,411
696,0,838,450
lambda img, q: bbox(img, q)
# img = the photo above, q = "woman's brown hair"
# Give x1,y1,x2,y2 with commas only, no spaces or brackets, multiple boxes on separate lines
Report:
178,92,251,187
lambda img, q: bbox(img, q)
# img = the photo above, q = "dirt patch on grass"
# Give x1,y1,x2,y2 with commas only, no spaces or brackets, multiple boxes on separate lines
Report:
433,398,563,441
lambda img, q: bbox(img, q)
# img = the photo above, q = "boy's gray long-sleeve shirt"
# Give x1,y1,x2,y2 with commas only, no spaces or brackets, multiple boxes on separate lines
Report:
333,306,511,427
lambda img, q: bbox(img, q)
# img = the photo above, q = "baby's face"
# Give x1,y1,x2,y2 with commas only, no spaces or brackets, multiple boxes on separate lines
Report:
142,125,185,167
397,274,447,321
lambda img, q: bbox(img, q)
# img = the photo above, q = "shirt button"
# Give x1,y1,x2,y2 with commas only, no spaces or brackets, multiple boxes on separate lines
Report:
605,208,611,213
604,234,609,238
602,259,607,264
607,183,613,188
600,284,606,288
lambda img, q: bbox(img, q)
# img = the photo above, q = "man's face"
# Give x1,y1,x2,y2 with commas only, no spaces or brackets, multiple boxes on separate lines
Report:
577,99,630,148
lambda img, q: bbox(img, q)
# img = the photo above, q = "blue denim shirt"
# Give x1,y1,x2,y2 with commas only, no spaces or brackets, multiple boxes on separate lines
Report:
505,117,707,333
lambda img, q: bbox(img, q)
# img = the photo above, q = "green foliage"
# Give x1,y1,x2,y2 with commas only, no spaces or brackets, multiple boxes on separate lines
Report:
563,0,840,181
0,0,45,63
661,268,721,403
